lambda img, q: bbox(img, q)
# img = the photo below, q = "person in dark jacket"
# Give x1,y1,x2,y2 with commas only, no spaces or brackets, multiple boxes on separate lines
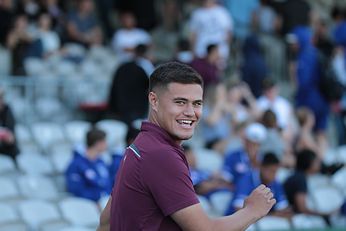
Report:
65,127,112,202
0,89,19,161
108,44,151,126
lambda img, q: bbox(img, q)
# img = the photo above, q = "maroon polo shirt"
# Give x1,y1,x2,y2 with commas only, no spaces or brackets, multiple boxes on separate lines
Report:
110,121,199,231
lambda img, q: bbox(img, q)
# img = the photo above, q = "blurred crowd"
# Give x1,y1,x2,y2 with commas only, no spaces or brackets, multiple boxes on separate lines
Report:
1,0,346,228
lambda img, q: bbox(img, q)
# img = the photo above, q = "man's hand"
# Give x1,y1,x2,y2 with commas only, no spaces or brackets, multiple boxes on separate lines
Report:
243,184,276,220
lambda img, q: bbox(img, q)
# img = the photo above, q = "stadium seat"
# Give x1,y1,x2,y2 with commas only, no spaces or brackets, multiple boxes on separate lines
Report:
24,57,48,77
0,203,20,224
18,200,62,230
50,149,73,174
0,155,16,175
15,124,34,146
307,174,330,189
0,177,20,200
60,227,95,231
332,167,346,197
35,97,66,121
193,148,223,172
64,120,92,145
17,175,59,200
17,152,54,175
31,122,66,153
310,185,344,214
96,120,128,149
59,197,100,228
209,190,233,216
291,214,327,229
0,223,28,231
256,216,291,230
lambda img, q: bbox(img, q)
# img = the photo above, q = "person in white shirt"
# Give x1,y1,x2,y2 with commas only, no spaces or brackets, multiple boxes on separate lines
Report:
111,11,151,62
189,0,233,64
36,13,60,57
257,78,296,143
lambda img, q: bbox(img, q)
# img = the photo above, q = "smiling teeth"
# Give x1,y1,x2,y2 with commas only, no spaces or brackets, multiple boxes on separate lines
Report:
180,120,192,125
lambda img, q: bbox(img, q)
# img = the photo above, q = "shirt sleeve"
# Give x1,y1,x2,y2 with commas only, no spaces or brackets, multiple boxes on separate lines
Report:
142,148,199,216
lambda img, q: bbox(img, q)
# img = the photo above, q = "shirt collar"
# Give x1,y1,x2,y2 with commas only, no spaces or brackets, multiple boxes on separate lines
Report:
140,121,184,151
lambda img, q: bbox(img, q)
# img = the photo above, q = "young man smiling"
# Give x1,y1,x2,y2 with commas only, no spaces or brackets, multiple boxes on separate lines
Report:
97,62,276,231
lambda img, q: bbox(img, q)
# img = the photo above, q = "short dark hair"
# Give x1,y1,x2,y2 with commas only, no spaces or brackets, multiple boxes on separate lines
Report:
262,109,277,128
149,61,203,92
261,152,280,166
296,149,317,171
262,78,276,91
206,44,218,55
86,128,106,147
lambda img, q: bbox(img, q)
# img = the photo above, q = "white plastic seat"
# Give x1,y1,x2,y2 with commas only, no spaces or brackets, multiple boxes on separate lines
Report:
24,57,48,76
0,223,28,231
15,124,33,145
256,216,291,230
59,197,100,227
60,227,95,231
18,200,62,230
17,153,54,175
96,120,128,149
332,167,346,197
50,150,73,174
209,190,233,216
194,148,223,172
64,121,92,145
291,214,327,229
0,155,16,174
310,186,344,214
0,203,19,224
31,122,66,153
35,97,64,121
17,175,59,200
0,177,20,200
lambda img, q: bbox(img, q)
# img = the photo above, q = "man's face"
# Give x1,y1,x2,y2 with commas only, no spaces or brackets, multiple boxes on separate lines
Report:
260,164,279,185
149,83,203,143
244,139,260,160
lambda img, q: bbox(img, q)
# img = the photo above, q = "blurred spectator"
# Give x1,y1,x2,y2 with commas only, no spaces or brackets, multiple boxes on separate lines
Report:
223,123,267,185
200,84,232,153
151,0,182,62
260,110,294,167
257,78,295,142
274,0,311,35
16,0,41,22
108,44,151,126
111,11,151,62
174,38,194,64
190,44,222,89
294,107,326,159
35,12,61,58
222,0,258,40
241,34,268,98
184,144,232,197
225,80,260,127
40,0,65,34
6,14,43,75
0,89,19,161
65,0,103,47
283,149,333,219
314,19,334,59
114,0,157,31
189,0,233,64
109,126,140,185
225,153,291,217
0,0,15,47
66,127,112,202
290,26,329,143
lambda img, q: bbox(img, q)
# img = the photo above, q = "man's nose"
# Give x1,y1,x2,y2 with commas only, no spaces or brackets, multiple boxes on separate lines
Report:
183,104,194,116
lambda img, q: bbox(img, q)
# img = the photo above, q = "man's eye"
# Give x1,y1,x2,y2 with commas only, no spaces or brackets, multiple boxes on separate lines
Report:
175,101,185,105
194,102,203,107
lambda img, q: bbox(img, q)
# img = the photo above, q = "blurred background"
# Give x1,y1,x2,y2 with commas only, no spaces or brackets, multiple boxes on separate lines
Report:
1,0,346,230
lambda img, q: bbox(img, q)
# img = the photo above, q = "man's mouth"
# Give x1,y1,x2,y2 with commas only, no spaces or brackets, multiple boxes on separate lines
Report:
177,120,193,127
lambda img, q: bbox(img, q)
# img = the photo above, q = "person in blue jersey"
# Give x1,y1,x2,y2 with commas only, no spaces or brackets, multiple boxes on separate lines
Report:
223,122,267,185
109,126,140,185
66,127,112,202
225,153,291,217
183,144,232,197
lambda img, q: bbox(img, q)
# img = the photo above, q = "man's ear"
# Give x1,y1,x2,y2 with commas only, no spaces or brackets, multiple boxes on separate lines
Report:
148,91,158,112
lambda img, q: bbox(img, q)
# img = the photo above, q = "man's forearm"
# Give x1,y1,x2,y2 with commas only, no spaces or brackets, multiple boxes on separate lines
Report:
211,207,259,231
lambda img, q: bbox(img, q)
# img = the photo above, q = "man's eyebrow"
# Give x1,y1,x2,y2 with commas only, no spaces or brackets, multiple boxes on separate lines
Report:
173,97,203,103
